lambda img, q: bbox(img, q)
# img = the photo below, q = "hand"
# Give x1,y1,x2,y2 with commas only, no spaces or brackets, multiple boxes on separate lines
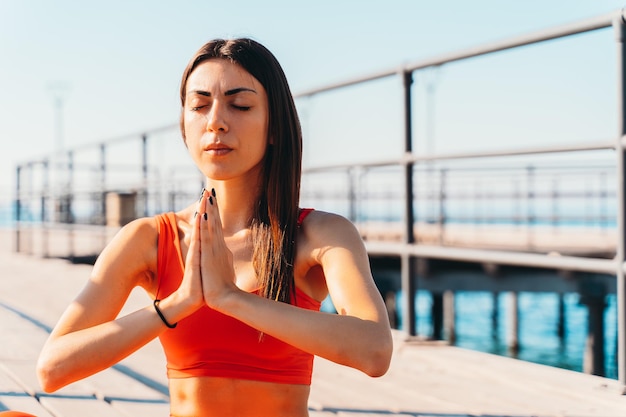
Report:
171,193,207,315
199,189,238,310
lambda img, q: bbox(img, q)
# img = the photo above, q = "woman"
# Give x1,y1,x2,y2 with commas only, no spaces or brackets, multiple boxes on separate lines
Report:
37,38,393,416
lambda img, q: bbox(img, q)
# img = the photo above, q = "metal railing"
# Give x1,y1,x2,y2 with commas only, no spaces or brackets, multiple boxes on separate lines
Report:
294,9,626,387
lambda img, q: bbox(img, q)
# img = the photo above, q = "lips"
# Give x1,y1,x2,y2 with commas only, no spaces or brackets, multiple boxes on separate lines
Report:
204,143,233,156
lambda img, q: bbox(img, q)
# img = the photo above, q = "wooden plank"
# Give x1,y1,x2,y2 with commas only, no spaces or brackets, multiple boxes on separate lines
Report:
39,397,127,417
80,366,168,402
397,343,626,415
310,335,626,417
2,355,171,417
0,306,49,362
0,396,55,417
0,365,55,417
308,411,337,417
109,400,170,417
0,360,95,399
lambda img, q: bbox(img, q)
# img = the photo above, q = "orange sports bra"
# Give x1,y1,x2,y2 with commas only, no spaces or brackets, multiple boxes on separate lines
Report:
154,209,320,385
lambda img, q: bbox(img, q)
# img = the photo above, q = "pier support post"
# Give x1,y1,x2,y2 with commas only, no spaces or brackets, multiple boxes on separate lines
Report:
491,292,500,342
582,296,606,376
557,293,566,342
444,290,456,344
401,254,417,337
509,292,520,355
580,281,607,377
431,292,443,340
384,289,398,330
431,291,456,343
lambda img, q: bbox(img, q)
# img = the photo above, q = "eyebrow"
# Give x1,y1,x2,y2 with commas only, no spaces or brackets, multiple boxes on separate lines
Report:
188,87,257,97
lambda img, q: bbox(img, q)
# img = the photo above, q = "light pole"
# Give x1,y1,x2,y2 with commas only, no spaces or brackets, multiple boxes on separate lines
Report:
46,81,70,222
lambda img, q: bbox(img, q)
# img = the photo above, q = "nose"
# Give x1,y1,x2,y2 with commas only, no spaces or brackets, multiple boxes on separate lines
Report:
205,102,228,132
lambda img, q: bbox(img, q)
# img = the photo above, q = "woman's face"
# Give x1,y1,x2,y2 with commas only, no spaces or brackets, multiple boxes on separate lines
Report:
183,59,269,182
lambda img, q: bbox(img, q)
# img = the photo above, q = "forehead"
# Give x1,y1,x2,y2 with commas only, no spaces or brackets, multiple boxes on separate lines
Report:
186,58,264,94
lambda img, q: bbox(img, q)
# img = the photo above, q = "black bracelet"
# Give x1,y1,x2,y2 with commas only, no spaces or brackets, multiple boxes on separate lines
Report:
153,299,177,329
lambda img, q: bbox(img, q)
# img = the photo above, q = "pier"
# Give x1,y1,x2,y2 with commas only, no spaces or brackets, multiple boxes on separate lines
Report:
1,229,625,416
6,7,626,414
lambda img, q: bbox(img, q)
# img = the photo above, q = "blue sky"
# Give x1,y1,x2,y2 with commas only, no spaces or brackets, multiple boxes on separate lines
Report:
1,0,625,205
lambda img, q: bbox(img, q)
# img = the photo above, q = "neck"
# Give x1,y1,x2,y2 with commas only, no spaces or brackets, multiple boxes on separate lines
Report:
204,176,262,236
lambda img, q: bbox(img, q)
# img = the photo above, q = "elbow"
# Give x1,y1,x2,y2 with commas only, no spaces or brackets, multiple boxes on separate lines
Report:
362,335,393,378
36,353,66,393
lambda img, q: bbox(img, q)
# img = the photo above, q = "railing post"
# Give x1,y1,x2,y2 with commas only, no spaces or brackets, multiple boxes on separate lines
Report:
401,69,417,337
25,163,33,256
41,159,49,258
67,150,74,260
526,165,535,250
600,171,608,231
348,167,357,223
613,13,626,389
14,164,21,253
100,143,107,247
551,176,559,230
100,143,107,220
438,168,447,244
141,134,149,217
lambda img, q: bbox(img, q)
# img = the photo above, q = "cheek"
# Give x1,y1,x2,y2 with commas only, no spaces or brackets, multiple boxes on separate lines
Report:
182,114,204,142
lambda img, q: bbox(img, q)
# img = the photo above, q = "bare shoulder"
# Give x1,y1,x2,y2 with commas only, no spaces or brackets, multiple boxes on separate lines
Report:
91,216,159,290
299,210,364,256
101,216,158,255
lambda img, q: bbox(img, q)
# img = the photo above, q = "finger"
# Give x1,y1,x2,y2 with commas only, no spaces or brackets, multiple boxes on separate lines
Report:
205,188,225,243
200,190,213,250
186,193,205,268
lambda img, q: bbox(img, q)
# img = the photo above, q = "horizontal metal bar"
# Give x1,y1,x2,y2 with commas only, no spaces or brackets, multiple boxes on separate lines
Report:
365,241,619,275
16,123,179,167
294,68,399,99
403,11,617,73
294,10,620,99
405,139,616,163
303,139,616,173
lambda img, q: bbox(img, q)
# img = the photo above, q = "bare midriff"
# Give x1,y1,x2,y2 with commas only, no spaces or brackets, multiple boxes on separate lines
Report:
168,376,311,417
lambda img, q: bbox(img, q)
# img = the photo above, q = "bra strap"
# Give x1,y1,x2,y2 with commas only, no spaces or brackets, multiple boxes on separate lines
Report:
297,208,314,227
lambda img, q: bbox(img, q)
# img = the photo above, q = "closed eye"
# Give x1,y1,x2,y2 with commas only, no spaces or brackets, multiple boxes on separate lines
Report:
232,105,251,111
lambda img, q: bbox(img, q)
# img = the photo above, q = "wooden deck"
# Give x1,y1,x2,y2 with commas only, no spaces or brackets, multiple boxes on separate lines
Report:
0,229,625,416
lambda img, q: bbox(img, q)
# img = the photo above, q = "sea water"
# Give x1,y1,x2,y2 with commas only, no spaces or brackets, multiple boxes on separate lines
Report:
404,290,619,380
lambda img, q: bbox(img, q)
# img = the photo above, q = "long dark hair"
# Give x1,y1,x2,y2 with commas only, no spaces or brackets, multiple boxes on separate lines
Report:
179,38,302,303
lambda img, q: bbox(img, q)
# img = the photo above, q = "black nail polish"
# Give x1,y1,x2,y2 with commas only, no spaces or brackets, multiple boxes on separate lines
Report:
203,212,208,220
211,188,216,197
194,211,197,218
209,196,214,205
199,188,205,202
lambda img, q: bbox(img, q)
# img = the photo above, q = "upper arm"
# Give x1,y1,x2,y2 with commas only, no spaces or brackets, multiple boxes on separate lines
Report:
49,217,158,337
307,212,387,322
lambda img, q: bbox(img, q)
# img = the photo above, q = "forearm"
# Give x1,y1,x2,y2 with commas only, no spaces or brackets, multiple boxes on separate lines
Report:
217,291,393,377
37,305,165,392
